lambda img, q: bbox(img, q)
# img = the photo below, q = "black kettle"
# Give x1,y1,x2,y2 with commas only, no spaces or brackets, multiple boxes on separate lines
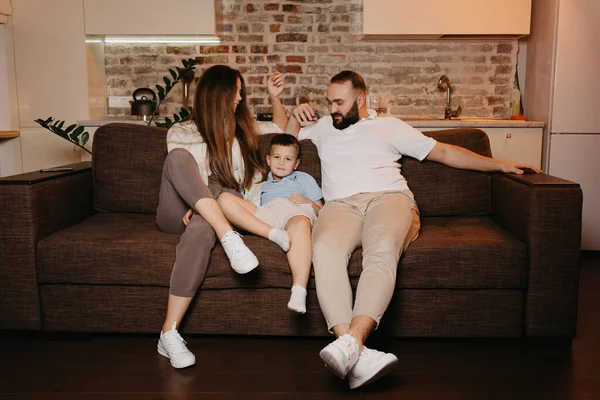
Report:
130,88,157,119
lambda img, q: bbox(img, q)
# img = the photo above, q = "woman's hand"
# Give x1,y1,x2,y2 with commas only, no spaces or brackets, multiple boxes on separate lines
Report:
183,208,194,226
267,71,284,98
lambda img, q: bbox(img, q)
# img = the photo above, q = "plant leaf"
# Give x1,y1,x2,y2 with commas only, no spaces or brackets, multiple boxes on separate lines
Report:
163,76,171,86
82,131,90,145
156,85,165,101
180,108,190,119
72,126,84,137
64,124,76,134
169,69,177,80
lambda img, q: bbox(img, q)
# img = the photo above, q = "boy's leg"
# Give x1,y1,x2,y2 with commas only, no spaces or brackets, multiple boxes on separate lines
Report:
218,193,290,251
285,216,313,313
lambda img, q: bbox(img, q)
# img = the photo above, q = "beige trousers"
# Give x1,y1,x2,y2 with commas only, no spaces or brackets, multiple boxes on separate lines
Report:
312,190,420,331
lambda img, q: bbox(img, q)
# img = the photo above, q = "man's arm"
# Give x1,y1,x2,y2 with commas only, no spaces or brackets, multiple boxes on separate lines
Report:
267,72,288,130
285,104,318,138
426,142,542,174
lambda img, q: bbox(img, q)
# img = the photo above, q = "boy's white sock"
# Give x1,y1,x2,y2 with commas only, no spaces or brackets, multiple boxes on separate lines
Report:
268,228,290,252
287,285,307,314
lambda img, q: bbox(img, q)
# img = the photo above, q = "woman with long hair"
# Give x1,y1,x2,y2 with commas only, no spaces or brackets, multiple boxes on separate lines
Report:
155,65,290,368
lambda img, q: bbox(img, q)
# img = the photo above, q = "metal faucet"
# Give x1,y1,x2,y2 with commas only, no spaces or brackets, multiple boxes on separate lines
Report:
437,75,462,120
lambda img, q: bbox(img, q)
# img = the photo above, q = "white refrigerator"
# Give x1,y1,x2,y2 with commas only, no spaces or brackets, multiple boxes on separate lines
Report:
525,0,600,250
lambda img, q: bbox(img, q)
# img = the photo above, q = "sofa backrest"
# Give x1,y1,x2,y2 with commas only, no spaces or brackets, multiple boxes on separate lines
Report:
403,128,491,216
92,123,491,216
93,123,167,213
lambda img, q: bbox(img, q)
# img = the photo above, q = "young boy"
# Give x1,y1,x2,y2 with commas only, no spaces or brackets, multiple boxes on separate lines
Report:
216,134,323,314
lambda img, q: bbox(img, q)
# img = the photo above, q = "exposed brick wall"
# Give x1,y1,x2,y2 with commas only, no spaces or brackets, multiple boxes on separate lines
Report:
105,0,518,119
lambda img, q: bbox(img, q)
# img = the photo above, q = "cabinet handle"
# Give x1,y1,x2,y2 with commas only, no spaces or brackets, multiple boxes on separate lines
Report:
506,133,512,138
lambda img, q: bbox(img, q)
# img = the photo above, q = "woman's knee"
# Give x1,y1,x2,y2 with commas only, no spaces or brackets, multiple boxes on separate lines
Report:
166,148,195,168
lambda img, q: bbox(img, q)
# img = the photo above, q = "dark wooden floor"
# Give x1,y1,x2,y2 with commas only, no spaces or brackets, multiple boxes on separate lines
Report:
1,252,599,399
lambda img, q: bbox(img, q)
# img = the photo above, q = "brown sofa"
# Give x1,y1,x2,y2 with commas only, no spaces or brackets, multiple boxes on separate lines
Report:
0,123,583,339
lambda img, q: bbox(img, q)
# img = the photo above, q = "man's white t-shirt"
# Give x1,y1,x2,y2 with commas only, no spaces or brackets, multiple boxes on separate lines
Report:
299,109,437,202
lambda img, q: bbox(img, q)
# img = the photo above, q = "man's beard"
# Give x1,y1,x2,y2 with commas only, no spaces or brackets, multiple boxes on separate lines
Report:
331,101,360,130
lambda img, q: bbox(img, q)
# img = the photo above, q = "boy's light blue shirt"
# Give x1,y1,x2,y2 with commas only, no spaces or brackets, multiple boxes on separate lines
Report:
260,170,323,206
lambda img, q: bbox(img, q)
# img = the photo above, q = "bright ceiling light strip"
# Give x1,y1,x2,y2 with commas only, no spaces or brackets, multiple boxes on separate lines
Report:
103,36,221,44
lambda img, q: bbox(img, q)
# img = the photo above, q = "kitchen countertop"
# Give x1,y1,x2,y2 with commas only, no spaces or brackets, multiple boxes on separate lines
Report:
77,117,545,129
77,117,163,127
401,118,545,128
0,130,20,139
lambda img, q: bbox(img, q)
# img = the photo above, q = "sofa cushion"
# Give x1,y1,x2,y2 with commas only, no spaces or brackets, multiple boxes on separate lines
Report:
404,129,492,217
36,213,294,289
93,123,168,214
38,214,526,290
348,216,528,289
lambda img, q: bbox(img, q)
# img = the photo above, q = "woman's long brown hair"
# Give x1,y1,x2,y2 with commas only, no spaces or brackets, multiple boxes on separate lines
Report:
193,65,266,191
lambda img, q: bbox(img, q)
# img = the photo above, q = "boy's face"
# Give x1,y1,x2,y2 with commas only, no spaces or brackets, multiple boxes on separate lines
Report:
266,145,300,180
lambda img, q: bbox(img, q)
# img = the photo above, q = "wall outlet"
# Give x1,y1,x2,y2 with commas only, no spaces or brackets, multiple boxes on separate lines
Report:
108,96,131,108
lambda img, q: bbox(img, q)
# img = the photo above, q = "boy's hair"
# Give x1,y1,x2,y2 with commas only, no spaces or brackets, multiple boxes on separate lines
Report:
269,134,301,159
330,70,367,94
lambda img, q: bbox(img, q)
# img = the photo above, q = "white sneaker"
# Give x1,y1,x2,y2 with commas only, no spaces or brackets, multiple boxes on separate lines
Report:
221,231,259,274
157,322,196,369
348,346,398,389
318,334,360,379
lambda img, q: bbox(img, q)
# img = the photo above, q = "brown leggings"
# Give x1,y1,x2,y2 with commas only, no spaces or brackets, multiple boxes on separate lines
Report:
156,148,239,297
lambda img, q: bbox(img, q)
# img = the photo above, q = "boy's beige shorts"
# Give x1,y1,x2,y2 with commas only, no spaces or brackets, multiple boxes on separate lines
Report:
254,197,316,230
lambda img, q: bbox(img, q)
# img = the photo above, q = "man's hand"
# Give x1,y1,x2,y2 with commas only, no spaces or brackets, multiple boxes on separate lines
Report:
289,194,311,204
267,71,284,98
182,208,194,226
290,103,318,125
496,161,542,175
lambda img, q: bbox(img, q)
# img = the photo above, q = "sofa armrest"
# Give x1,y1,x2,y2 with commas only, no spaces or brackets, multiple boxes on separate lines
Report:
0,162,94,330
491,172,582,338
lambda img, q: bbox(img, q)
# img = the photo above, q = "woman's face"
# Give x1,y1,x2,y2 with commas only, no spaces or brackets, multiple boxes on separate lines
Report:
233,78,242,112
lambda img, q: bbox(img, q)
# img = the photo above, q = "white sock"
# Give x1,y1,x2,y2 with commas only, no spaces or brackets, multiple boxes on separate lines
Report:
287,285,307,314
268,228,290,252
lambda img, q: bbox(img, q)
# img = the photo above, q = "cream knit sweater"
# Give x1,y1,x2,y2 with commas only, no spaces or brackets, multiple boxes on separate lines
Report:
166,120,283,205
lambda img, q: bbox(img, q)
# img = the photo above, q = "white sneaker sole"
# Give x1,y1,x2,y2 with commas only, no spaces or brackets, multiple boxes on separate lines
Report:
348,354,398,389
157,344,196,369
319,346,351,379
230,255,259,274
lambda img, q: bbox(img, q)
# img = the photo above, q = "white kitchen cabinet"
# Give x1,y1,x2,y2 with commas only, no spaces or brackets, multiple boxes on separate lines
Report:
0,137,22,177
83,0,216,35
11,0,89,127
484,127,543,167
364,0,532,39
19,128,83,172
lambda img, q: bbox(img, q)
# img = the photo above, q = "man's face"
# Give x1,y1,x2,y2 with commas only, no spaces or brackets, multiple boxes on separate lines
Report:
327,81,361,130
